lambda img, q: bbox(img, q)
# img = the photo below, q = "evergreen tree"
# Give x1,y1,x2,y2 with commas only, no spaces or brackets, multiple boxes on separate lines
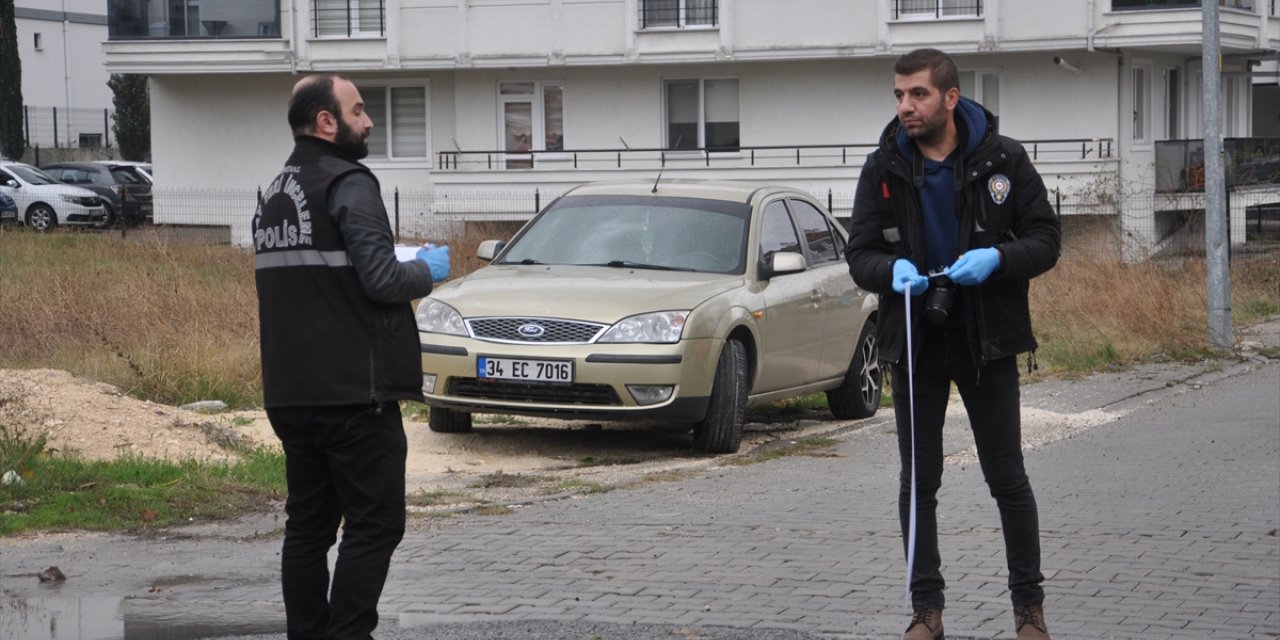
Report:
109,74,150,161
0,0,25,161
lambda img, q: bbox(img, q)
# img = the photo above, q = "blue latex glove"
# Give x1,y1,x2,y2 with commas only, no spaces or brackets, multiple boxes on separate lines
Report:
892,259,929,296
947,247,1001,286
416,243,451,282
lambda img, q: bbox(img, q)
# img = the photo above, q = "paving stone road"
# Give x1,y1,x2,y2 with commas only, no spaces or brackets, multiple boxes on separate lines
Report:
2,353,1277,640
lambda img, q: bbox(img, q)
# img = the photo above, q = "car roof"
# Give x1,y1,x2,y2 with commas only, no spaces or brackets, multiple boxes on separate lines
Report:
40,162,107,169
561,179,812,206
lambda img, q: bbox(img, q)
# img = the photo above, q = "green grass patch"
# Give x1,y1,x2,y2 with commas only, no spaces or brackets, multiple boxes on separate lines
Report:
0,427,285,535
541,479,614,495
406,488,473,508
722,437,841,467
467,471,553,489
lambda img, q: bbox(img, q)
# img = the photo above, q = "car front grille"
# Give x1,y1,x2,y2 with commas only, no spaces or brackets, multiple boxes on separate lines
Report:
468,317,607,344
449,378,620,406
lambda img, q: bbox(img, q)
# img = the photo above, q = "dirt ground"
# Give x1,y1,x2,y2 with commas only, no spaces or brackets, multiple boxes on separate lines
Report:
0,369,845,499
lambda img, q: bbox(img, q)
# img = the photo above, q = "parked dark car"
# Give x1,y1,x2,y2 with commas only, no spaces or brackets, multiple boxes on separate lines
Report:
40,162,153,228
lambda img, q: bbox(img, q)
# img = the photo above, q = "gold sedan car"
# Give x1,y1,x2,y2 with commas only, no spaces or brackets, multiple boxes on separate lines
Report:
416,180,880,453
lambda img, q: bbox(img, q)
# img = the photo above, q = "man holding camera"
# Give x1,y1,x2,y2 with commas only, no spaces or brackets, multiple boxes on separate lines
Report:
845,49,1061,640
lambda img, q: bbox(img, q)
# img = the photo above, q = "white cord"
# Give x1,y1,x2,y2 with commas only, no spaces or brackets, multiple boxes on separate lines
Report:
903,281,918,607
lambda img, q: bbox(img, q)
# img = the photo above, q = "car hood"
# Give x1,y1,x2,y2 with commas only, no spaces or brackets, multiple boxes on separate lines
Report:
430,264,744,323
21,183,99,198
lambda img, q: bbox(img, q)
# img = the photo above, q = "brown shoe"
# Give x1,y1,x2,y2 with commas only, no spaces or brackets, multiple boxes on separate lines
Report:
1014,603,1050,640
903,607,944,640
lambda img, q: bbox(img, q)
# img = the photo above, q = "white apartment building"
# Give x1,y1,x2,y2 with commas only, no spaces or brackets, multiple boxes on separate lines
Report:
15,0,115,149
101,0,1279,250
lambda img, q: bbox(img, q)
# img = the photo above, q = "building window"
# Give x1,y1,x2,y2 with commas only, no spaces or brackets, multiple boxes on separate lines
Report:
360,84,429,160
1133,63,1150,144
498,81,565,170
33,33,42,51
665,78,739,151
314,0,385,37
959,70,1000,117
894,0,983,19
1165,67,1180,139
1113,0,1254,10
639,0,718,29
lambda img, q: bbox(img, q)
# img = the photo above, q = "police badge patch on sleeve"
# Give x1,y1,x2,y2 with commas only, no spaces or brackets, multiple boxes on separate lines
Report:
988,174,1010,205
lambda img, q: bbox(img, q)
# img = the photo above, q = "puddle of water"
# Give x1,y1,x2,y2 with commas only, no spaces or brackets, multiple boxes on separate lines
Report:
1,595,285,640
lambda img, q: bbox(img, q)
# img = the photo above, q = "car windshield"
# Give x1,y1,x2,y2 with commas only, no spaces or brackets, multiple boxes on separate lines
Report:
497,195,751,274
5,165,59,186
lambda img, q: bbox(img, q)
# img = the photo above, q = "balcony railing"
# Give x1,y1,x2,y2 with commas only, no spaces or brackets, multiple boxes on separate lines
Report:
893,0,983,19
1112,0,1255,11
1156,138,1280,192
437,138,1113,171
108,0,281,39
638,0,718,29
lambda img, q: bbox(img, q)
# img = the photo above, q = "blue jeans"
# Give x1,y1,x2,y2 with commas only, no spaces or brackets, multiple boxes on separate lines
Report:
891,323,1044,610
268,402,408,640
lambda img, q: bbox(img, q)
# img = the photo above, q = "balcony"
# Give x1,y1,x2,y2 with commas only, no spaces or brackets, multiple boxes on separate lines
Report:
1156,138,1280,192
108,0,281,39
1112,0,1255,11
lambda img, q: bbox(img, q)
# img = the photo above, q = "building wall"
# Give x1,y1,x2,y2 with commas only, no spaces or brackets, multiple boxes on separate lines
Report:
15,0,114,148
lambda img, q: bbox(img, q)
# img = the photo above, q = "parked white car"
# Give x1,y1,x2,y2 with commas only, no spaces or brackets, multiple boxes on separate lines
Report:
0,161,106,230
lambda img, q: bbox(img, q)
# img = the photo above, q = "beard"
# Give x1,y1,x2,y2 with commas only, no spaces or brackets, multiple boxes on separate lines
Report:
334,115,370,160
902,110,948,146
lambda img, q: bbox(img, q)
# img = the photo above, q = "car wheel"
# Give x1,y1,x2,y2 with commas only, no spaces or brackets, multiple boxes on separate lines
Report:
26,204,57,232
693,338,748,454
826,318,882,420
428,407,473,433
94,203,117,230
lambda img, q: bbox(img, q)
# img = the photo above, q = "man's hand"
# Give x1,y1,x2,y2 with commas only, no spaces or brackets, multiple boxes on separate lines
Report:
947,248,1001,286
416,243,451,282
892,259,929,296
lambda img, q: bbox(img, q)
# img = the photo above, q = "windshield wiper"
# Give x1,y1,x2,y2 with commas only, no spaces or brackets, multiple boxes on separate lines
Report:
600,260,694,272
499,258,542,265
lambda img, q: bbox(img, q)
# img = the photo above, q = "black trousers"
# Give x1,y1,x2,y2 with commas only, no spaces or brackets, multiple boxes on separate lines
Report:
891,323,1044,610
267,402,408,640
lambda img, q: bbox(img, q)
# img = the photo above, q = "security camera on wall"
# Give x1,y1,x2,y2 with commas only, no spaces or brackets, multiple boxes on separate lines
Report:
1053,56,1085,74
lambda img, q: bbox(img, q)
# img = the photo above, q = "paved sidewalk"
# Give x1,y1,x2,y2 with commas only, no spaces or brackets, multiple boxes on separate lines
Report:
2,355,1277,639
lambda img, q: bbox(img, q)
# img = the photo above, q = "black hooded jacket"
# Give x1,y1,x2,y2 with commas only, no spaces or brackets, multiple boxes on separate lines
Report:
844,101,1061,367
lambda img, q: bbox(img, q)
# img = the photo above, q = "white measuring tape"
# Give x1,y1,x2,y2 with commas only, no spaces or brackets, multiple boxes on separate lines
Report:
903,281,919,606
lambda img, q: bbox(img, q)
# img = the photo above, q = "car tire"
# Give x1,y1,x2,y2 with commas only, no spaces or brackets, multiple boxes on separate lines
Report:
26,204,57,232
95,203,117,230
693,338,748,454
428,407,473,433
826,318,882,420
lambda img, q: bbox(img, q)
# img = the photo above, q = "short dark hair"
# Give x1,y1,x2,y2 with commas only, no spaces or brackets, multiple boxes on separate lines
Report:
894,48,960,94
287,74,346,136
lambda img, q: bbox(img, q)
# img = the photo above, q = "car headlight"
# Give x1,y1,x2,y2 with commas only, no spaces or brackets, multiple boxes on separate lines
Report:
597,311,689,344
415,298,467,336
62,195,97,206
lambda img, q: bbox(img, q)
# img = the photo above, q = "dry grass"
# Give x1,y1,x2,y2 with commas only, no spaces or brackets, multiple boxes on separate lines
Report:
0,224,1275,407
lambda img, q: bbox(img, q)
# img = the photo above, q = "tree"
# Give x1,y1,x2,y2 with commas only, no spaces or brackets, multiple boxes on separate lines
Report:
0,0,24,161
109,74,150,161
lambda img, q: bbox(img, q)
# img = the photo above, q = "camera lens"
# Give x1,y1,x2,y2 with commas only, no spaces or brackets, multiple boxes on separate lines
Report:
924,275,955,325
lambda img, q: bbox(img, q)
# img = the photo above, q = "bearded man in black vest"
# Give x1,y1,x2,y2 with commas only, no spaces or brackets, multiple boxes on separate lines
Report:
253,73,444,640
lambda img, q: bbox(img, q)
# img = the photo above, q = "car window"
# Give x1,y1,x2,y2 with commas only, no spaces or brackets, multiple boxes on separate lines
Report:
110,167,147,184
7,165,59,185
43,168,65,180
787,199,840,266
498,195,750,275
759,200,802,266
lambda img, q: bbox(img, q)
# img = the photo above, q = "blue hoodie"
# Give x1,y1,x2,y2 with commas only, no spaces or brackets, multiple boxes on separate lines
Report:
895,96,988,272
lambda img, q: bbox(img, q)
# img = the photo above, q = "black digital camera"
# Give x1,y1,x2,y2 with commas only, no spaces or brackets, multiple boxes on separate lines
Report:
923,271,956,326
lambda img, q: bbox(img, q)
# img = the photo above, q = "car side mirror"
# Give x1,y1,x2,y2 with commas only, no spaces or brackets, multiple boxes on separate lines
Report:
759,251,806,280
476,239,506,262
2,179,18,189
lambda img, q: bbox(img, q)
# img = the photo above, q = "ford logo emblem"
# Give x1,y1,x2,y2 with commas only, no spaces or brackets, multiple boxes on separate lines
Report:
517,323,546,338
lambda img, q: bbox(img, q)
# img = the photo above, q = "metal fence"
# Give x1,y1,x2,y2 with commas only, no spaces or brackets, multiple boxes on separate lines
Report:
22,106,116,150
119,186,1278,268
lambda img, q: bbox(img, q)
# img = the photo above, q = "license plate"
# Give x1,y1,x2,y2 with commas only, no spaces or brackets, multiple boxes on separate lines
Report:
477,356,573,383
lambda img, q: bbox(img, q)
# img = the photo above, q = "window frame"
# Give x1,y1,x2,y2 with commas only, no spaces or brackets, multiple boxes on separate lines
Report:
959,69,1000,118
1132,60,1152,146
662,76,740,153
893,0,984,21
312,0,386,38
1164,66,1181,140
356,80,432,167
496,80,567,170
638,0,719,30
